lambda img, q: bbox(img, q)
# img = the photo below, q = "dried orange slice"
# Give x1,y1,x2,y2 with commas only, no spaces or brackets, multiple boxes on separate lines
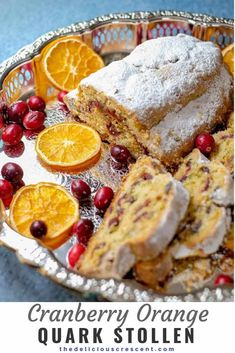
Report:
35,122,101,171
9,182,79,249
222,43,234,76
43,38,104,91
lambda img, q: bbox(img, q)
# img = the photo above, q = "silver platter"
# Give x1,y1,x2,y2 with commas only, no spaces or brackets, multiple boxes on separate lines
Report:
0,11,234,301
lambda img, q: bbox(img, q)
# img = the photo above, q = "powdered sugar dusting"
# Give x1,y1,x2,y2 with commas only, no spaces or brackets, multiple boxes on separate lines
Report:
151,66,232,153
81,34,222,127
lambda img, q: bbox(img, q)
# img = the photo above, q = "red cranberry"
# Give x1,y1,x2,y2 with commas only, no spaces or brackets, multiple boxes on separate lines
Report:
13,179,25,193
0,103,8,128
67,243,86,268
72,219,94,245
0,179,13,199
1,162,23,183
4,141,25,158
2,124,23,145
8,101,29,124
23,111,45,130
28,95,46,112
2,195,13,208
0,115,4,129
71,179,91,201
94,186,114,211
110,145,131,163
195,133,215,154
30,220,47,238
24,125,45,139
58,90,68,103
0,102,9,124
214,274,234,286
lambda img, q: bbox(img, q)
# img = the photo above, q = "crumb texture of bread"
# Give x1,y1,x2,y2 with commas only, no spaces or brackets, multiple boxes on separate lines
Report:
136,255,215,292
134,250,173,289
65,34,233,164
134,148,234,289
81,34,223,127
172,149,233,259
77,156,189,279
210,112,234,174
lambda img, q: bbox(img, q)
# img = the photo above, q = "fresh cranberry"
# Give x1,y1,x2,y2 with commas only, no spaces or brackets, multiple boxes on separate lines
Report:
110,145,131,163
71,179,91,201
2,195,13,208
0,102,9,124
8,101,29,124
2,124,23,145
4,141,25,158
57,90,68,103
195,133,215,154
72,219,94,245
94,186,114,211
214,274,234,286
1,162,23,183
23,111,45,130
24,125,45,139
67,243,86,268
30,220,47,238
12,179,25,193
0,179,13,199
0,115,4,129
28,95,46,112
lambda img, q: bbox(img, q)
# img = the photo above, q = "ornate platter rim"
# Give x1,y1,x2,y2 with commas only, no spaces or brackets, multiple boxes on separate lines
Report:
0,11,234,302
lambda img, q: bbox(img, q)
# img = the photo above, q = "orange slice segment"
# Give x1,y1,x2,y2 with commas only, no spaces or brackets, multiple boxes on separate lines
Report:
43,38,104,91
222,43,234,76
35,122,101,171
9,182,79,249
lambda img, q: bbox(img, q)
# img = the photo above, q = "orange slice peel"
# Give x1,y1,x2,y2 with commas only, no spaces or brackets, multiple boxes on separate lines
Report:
43,38,104,91
9,182,79,249
222,43,234,76
35,122,101,172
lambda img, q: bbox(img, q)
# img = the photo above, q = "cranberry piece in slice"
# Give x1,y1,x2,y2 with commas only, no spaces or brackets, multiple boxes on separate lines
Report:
58,90,68,103
195,133,215,155
2,124,23,145
28,95,46,112
111,145,131,163
71,179,91,201
4,141,25,158
214,274,234,286
8,101,29,124
67,243,86,268
72,219,94,246
1,162,24,183
23,111,45,130
94,186,114,211
30,220,47,238
0,179,13,199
